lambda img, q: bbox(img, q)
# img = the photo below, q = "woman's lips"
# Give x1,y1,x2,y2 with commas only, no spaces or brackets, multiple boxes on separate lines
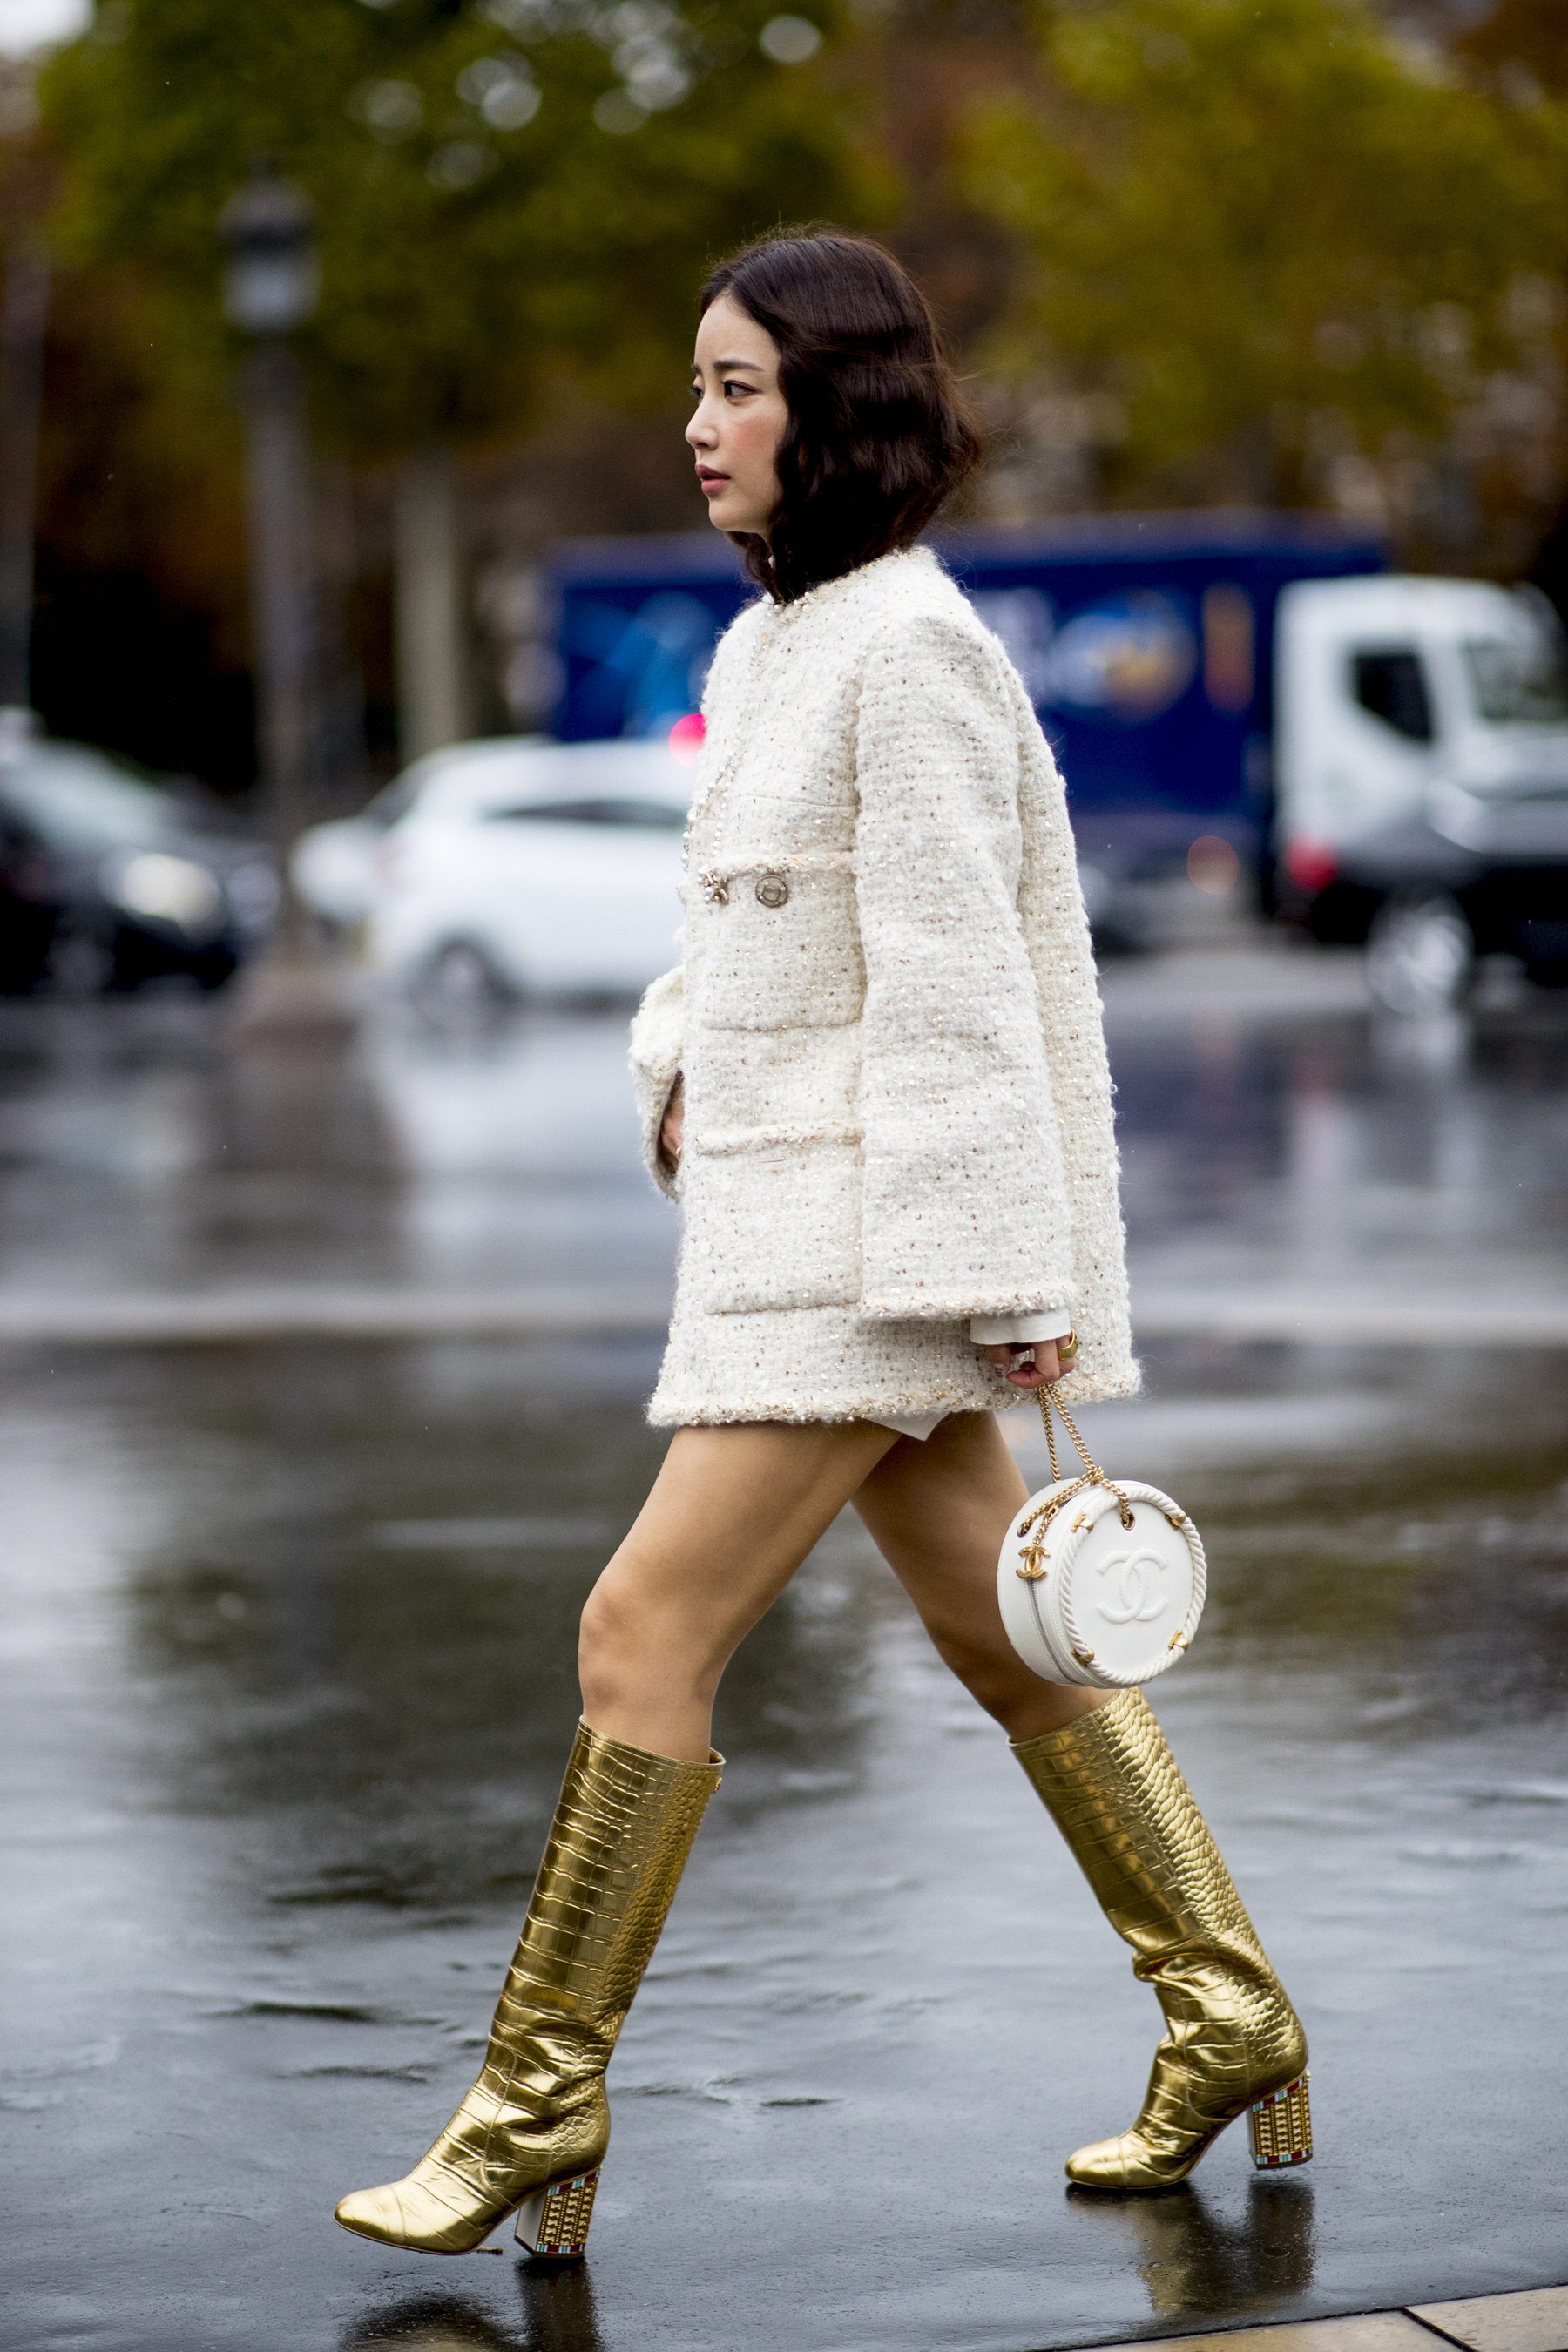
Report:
697,469,727,497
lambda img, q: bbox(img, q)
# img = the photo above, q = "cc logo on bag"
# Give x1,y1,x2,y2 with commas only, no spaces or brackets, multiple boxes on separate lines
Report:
1093,1547,1171,1625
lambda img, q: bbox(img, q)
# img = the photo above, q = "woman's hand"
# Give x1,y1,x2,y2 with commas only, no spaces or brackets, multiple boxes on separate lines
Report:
658,1072,685,1171
983,1339,1069,1389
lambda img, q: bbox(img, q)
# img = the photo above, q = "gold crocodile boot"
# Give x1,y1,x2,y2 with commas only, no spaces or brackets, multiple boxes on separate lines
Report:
1013,1687,1309,2191
335,1721,722,2256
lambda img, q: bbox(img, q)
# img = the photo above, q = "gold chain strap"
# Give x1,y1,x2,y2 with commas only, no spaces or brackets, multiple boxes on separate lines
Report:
1015,1386,1134,1579
1039,1382,1061,1484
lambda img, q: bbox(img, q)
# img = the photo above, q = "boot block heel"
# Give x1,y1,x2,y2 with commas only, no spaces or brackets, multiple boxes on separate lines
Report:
1248,2072,1312,2169
515,2169,599,2259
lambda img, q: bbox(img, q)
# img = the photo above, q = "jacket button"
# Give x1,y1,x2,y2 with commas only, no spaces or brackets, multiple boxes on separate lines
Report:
755,873,789,909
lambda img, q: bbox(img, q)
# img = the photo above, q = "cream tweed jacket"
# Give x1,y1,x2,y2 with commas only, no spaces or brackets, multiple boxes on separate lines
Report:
629,543,1139,1427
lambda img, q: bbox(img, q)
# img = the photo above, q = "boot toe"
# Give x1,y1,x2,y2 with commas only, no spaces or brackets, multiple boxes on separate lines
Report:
1064,2132,1139,2188
335,2183,410,2246
1065,2132,1200,2190
335,2172,507,2254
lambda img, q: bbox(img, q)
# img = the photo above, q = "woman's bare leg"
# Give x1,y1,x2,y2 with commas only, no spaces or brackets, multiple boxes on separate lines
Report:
850,1412,1114,1740
579,1420,898,1761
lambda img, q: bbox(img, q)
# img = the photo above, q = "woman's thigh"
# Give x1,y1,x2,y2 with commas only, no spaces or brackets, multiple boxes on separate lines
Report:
581,1419,897,1753
850,1412,1108,1740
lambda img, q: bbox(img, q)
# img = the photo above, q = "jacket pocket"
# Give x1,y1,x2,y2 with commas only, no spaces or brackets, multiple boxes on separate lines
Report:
687,862,863,1033
683,1134,862,1314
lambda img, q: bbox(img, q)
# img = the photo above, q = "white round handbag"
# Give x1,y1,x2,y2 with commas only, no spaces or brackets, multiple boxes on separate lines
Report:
997,1389,1206,1689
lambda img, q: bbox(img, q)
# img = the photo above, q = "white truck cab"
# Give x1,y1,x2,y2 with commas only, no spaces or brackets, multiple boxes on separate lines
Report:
1274,575,1568,1010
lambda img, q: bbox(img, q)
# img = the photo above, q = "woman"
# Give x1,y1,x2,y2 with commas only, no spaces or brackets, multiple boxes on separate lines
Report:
335,228,1308,2262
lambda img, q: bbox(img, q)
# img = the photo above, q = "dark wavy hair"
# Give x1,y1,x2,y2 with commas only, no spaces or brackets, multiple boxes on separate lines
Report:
700,226,981,605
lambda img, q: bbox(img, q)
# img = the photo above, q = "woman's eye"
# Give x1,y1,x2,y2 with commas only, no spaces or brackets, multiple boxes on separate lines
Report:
723,380,750,399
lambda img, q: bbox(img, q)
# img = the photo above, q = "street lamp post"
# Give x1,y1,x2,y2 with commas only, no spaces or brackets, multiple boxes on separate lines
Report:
220,160,354,1044
0,243,49,724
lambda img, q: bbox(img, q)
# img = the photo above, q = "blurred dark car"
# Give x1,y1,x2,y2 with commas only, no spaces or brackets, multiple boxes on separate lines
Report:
0,738,278,995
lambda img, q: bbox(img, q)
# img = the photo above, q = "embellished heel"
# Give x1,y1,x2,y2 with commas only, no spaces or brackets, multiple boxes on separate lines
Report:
516,2170,600,2259
1249,2072,1312,2170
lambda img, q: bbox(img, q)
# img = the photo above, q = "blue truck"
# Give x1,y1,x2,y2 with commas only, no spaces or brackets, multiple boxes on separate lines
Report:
544,510,1383,916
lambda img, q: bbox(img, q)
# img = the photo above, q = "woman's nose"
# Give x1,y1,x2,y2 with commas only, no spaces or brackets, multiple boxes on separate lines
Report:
686,401,713,449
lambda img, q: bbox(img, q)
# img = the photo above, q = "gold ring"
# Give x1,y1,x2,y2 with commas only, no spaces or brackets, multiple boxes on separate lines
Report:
1057,1329,1079,1362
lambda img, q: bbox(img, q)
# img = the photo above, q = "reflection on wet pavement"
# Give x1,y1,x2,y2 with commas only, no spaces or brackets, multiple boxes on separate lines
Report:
1099,950,1568,1335
0,945,1565,1337
337,2261,611,2349
1,951,1566,2352
0,997,675,1308
1064,2177,1317,2325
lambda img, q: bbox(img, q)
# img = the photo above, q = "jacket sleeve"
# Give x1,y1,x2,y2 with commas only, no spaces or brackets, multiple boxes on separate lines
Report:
1009,668,1138,1403
970,1308,1076,1345
628,962,684,1200
853,611,1079,1322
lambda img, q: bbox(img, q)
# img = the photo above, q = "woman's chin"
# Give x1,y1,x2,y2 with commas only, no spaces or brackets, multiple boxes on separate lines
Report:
706,497,762,536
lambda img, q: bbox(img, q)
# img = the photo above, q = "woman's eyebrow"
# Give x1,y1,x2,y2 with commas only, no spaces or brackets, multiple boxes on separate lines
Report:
706,356,765,373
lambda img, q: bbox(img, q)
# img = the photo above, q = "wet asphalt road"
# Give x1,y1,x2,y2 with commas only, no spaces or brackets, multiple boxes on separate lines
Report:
3,938,1568,2352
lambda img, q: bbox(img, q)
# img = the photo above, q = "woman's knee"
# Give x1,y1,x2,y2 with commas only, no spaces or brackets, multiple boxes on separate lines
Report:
916,1607,1035,1715
916,1606,997,1688
577,1574,721,1718
578,1580,640,1713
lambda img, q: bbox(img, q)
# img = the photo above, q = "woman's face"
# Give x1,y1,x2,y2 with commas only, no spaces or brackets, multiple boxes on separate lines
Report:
686,293,788,537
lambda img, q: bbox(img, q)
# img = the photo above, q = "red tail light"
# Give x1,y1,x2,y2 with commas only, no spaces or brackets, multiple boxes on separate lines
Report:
1286,836,1338,893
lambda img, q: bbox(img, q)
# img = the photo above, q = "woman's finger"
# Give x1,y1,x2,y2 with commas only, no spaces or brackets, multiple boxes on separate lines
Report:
982,1342,1063,1388
659,1073,685,1167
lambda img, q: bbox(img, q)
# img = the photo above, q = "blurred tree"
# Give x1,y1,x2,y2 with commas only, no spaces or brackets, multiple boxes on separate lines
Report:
0,46,259,782
866,0,1032,352
1455,0,1568,620
44,0,875,449
37,0,881,767
1456,0,1568,106
962,0,1568,570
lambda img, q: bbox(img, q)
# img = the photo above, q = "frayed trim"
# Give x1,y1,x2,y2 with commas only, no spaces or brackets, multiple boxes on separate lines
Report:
645,1364,1141,1428
1047,1363,1144,1405
649,1389,989,1429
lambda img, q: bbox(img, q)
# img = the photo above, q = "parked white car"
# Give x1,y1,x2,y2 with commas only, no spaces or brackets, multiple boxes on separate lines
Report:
294,737,693,1007
292,737,551,930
